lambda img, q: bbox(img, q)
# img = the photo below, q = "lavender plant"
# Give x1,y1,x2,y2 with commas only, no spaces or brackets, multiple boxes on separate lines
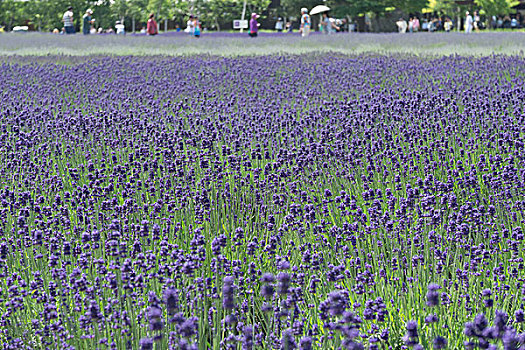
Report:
0,53,524,349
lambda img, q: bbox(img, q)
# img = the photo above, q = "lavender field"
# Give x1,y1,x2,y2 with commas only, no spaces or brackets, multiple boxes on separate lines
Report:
1,40,525,349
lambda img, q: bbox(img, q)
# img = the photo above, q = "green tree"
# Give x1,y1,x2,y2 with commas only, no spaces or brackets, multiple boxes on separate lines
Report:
280,0,320,18
192,0,233,30
147,0,169,20
127,0,150,31
0,0,22,31
112,0,131,22
389,0,428,14
474,0,519,17
328,0,428,18
190,0,270,30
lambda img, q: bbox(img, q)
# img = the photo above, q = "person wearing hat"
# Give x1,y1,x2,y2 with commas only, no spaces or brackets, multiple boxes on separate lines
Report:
63,6,75,34
82,9,94,35
249,13,260,37
300,8,311,37
115,20,125,35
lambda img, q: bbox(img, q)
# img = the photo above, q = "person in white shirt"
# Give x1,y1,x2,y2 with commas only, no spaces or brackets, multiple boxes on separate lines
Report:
186,15,195,34
275,17,284,32
115,21,125,35
465,11,473,33
396,18,407,33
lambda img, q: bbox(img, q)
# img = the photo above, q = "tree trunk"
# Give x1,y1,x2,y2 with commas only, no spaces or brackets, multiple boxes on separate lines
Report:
164,19,168,32
156,2,162,21
132,17,135,33
215,18,220,31
457,7,461,32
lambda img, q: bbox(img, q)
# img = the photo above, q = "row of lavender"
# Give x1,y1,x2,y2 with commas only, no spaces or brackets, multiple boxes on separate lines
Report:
1,32,525,57
0,54,524,349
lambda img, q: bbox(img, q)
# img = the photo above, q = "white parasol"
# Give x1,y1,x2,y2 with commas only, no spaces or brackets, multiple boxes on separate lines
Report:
310,5,330,15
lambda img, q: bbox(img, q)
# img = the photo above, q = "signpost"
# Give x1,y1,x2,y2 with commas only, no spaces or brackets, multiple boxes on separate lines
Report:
233,20,249,29
240,0,247,33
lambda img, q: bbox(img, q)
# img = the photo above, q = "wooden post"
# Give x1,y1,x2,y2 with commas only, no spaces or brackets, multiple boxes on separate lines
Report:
240,0,247,33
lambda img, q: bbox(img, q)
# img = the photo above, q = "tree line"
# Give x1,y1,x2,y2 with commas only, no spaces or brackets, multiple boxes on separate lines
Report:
0,0,519,32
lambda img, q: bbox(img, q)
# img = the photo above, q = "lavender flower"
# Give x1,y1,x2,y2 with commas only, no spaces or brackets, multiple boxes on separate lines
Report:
433,336,447,349
139,338,153,350
222,276,235,309
426,283,441,307
277,272,291,295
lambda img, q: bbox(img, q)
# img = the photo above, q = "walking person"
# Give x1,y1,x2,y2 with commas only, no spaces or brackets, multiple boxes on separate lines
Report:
321,13,338,34
465,11,473,33
300,8,311,37
193,16,201,38
82,9,94,35
147,13,158,35
322,13,329,34
249,13,259,37
63,6,75,34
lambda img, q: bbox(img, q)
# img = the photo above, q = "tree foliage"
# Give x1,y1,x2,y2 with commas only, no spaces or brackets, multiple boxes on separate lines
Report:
0,0,518,31
474,0,519,17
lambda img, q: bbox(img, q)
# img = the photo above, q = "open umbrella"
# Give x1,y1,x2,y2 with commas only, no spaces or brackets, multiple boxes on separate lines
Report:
310,5,330,15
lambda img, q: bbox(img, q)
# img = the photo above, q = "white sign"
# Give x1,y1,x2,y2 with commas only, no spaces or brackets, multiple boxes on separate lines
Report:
233,20,248,29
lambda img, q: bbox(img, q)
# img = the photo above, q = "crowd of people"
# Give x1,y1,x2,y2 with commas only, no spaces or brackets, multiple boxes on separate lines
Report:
52,6,204,37
53,7,132,35
46,5,525,37
184,15,201,37
491,13,524,29
52,5,334,38
396,11,524,34
396,16,452,33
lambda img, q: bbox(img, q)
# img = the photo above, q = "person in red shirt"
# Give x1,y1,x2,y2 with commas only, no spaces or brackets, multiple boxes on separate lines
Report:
147,13,158,35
